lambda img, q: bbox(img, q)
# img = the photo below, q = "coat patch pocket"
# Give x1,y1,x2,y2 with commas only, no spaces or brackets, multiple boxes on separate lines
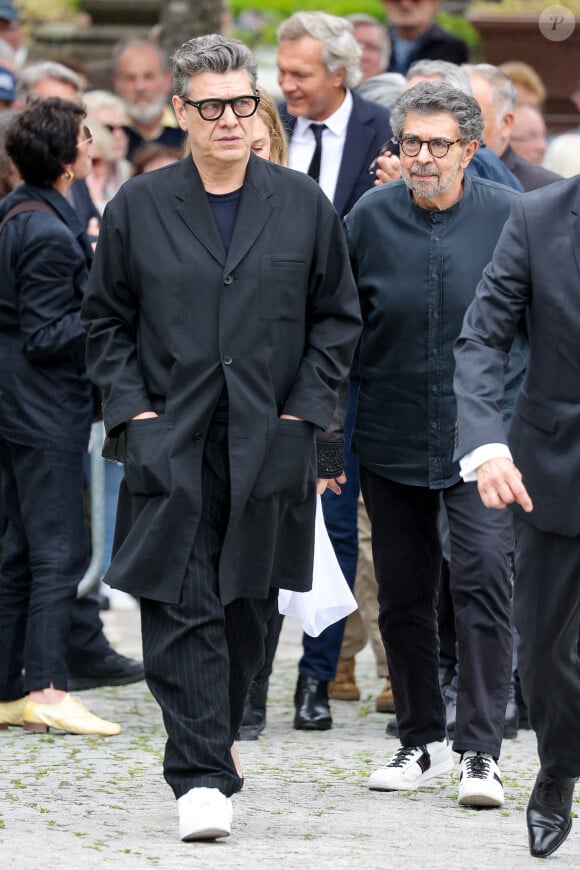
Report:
252,418,315,500
258,255,309,322
124,417,173,496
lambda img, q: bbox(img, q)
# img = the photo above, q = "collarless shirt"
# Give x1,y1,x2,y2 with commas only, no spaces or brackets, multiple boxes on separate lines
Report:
288,89,353,205
344,173,524,489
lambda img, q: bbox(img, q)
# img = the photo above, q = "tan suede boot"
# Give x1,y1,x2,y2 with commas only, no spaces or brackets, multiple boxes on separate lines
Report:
375,677,395,713
328,657,360,701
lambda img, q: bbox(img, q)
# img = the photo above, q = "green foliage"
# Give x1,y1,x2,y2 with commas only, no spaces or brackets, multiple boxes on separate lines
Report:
230,0,480,53
16,0,80,21
470,0,580,13
436,11,480,52
230,0,386,22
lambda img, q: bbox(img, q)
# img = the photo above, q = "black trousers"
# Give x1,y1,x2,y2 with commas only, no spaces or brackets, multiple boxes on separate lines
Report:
513,514,580,779
0,438,89,697
360,469,513,758
140,423,277,799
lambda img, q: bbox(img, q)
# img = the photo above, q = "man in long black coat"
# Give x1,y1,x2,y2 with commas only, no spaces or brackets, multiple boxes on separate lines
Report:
81,35,361,842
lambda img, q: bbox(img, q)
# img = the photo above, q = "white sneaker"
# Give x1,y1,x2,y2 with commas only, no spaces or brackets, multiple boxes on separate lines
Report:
458,751,504,807
177,787,233,841
368,738,453,791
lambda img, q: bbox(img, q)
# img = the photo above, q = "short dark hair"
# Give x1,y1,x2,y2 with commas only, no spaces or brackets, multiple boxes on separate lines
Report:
5,97,85,187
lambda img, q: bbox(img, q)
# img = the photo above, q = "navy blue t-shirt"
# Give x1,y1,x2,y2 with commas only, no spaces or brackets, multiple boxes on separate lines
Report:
207,188,243,422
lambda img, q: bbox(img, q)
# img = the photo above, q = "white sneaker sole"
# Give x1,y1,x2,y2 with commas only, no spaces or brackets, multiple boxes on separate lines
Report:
178,795,233,841
181,823,231,841
369,756,453,791
458,783,504,808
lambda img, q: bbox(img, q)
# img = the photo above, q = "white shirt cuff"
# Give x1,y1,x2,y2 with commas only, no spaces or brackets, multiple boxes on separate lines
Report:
459,443,513,482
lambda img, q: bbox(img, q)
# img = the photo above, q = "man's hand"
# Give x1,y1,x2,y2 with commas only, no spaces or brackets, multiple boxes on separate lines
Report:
373,152,401,185
130,411,159,421
476,458,533,512
280,414,303,421
317,471,347,496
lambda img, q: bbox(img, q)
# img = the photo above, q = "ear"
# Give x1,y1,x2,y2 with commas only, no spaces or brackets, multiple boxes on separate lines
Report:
501,111,514,138
172,94,188,131
460,138,479,168
334,67,347,89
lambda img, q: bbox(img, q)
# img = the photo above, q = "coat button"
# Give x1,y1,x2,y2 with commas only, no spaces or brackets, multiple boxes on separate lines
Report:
193,432,203,442
223,356,233,365
224,275,233,285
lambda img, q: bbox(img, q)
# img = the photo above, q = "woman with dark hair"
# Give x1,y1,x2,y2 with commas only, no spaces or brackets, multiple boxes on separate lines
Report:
0,97,121,736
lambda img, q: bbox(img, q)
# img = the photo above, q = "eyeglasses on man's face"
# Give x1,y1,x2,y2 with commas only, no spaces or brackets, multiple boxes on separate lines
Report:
398,136,463,158
182,94,260,121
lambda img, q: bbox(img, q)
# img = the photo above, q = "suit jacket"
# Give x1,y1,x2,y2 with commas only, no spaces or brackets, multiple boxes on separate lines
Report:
278,90,393,219
501,144,561,192
81,154,361,605
454,176,580,536
387,23,469,75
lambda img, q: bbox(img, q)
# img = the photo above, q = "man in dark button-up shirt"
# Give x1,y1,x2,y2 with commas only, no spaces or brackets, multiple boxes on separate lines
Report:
344,81,525,810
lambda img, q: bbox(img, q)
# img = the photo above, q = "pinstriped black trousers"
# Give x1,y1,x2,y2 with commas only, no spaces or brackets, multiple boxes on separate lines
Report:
140,422,278,799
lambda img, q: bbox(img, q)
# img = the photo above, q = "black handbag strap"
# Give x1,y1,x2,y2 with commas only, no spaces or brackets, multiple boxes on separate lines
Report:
0,199,60,233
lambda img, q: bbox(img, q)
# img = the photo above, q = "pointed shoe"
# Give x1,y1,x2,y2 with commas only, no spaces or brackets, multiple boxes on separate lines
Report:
527,772,576,858
0,697,27,729
23,694,122,736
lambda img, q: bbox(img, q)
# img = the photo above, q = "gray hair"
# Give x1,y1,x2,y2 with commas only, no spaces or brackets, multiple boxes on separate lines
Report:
390,81,483,142
113,39,168,74
464,63,516,121
277,12,362,90
347,13,391,71
407,59,472,96
16,61,82,104
171,34,257,100
83,89,127,116
358,72,406,109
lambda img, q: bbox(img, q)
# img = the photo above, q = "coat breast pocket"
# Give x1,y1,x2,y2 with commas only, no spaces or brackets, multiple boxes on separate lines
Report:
252,418,316,501
258,255,309,322
124,417,173,496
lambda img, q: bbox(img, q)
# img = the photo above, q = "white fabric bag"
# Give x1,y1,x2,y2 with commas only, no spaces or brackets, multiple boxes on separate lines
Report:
278,494,357,637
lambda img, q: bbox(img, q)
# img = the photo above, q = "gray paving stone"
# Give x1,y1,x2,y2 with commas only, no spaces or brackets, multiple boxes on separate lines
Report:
1,609,578,869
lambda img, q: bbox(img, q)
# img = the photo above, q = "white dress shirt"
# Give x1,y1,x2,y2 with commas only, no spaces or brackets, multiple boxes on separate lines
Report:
459,443,513,482
287,90,353,205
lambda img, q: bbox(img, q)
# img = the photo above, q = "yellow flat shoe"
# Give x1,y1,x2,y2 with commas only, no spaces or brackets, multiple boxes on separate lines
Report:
23,694,122,736
0,696,27,729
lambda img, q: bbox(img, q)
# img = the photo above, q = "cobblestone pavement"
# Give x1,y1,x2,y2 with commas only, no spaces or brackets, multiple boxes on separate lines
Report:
1,608,578,869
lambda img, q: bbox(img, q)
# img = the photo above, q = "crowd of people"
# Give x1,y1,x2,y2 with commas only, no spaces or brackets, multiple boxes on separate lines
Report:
0,0,578,860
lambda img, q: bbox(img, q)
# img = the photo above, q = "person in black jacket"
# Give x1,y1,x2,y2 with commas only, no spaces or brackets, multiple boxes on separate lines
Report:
0,99,122,737
384,0,469,75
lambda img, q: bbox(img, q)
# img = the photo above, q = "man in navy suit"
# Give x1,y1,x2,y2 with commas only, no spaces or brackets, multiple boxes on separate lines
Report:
275,11,392,731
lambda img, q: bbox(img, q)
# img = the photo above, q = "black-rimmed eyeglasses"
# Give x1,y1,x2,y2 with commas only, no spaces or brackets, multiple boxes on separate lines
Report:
398,136,463,158
182,94,260,121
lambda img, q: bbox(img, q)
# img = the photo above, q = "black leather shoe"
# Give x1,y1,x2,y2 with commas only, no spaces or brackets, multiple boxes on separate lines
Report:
294,675,332,730
527,771,576,858
385,718,399,738
68,652,145,690
236,696,266,741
